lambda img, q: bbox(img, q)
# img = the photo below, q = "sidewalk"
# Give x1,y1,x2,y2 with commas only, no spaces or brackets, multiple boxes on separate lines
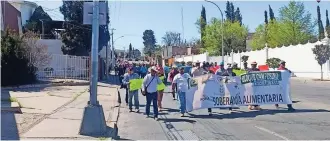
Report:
2,83,119,140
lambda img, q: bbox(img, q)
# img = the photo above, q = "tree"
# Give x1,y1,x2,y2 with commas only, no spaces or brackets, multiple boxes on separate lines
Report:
24,6,54,38
161,31,181,46
269,5,275,21
278,1,316,45
264,11,268,24
99,1,110,54
312,44,330,80
317,6,325,40
1,29,37,86
326,10,330,38
225,1,235,22
60,1,92,56
234,7,242,26
128,43,133,58
200,6,207,48
203,19,248,55
266,58,281,69
22,31,51,68
142,29,157,56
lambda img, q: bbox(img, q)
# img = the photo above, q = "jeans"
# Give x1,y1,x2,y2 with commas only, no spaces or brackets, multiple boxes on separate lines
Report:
178,91,186,114
128,90,139,110
146,92,158,117
125,87,129,104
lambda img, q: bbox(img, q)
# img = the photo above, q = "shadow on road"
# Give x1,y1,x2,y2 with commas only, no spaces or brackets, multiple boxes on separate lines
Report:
159,118,196,123
188,109,330,119
162,108,180,112
1,91,20,140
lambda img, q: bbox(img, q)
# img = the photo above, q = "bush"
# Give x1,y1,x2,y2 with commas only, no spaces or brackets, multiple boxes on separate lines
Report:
266,58,282,69
1,30,37,86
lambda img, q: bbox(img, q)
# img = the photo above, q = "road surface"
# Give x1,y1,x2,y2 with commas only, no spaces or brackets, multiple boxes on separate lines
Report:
116,78,330,140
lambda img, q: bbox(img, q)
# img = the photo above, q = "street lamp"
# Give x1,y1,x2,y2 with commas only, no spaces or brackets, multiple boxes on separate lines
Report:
205,0,225,62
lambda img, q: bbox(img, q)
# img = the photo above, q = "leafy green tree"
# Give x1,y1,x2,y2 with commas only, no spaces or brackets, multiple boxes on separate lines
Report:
312,44,330,80
266,58,281,69
1,29,37,86
24,6,54,38
279,1,316,45
60,1,109,56
203,19,248,55
60,1,92,56
142,29,157,56
317,6,325,40
269,5,275,21
162,31,181,46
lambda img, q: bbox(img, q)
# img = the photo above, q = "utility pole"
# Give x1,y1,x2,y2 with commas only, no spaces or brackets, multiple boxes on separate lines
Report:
110,28,115,69
80,1,107,136
39,19,44,39
105,1,109,79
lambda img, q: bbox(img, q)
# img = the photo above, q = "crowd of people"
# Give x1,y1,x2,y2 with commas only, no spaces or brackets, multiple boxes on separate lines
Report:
115,59,295,120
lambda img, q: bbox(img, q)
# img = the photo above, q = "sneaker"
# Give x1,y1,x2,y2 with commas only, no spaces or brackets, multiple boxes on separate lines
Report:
208,112,212,116
228,110,232,114
255,106,262,110
181,113,185,117
146,115,150,118
248,105,253,110
129,109,133,112
288,108,296,112
275,104,279,109
136,109,140,113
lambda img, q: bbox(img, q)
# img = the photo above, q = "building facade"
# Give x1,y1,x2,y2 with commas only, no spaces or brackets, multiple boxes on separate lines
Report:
9,0,37,26
1,1,22,34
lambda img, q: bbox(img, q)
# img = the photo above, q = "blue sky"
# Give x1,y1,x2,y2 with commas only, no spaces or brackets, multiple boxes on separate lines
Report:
31,0,329,51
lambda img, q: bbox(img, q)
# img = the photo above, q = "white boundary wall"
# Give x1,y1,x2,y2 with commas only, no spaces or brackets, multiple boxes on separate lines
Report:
175,40,330,79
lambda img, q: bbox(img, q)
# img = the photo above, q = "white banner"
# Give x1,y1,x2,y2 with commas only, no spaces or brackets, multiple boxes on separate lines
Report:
186,71,292,112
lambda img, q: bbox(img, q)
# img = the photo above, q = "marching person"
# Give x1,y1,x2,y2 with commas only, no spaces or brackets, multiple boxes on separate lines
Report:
247,61,262,110
275,60,296,111
169,66,179,100
157,67,166,111
142,66,162,120
191,61,204,77
172,67,192,117
122,67,140,112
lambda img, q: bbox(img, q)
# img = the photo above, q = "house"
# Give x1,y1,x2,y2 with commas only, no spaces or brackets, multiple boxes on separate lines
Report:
8,0,38,26
162,45,200,59
1,1,22,34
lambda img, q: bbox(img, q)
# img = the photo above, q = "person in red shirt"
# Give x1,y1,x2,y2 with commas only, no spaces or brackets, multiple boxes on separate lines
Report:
276,61,295,111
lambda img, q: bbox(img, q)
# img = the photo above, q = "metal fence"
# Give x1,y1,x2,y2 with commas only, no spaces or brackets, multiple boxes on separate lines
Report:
35,54,90,80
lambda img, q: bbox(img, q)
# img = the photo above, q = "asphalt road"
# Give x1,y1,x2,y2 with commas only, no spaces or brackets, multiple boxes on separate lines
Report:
116,78,330,140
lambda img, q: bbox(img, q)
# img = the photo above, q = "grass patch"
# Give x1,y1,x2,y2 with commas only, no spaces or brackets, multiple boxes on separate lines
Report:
2,97,23,108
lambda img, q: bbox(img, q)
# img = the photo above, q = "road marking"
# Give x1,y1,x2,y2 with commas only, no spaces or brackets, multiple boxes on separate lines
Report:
254,125,290,140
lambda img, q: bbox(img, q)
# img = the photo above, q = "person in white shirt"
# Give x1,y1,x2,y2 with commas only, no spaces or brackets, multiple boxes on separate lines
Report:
142,66,162,120
172,67,192,117
191,62,205,77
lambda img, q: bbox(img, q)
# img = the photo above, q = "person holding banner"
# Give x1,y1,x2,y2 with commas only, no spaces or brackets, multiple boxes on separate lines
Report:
275,60,295,111
172,67,192,117
122,67,141,113
247,61,262,110
142,66,162,120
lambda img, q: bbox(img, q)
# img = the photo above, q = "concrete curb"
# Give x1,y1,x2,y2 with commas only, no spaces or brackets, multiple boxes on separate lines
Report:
107,87,121,139
1,82,90,91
